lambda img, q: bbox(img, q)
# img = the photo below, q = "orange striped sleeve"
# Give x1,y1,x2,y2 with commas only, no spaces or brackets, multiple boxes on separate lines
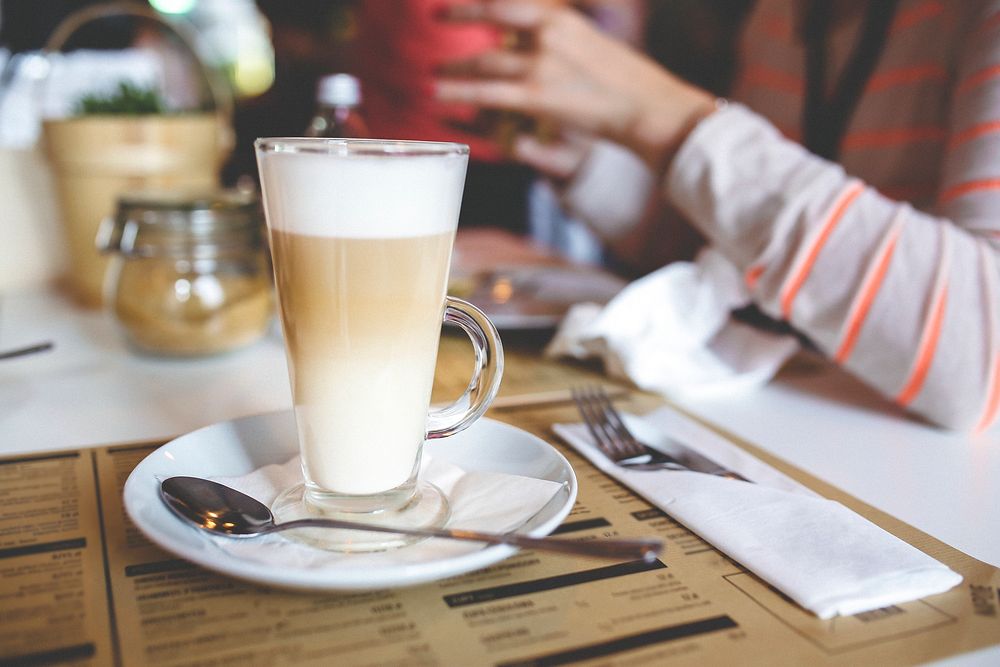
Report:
842,126,946,150
759,14,792,40
895,289,949,406
974,243,1000,433
775,125,803,143
890,0,944,34
939,178,1000,204
975,355,1000,433
896,229,952,407
957,64,1000,95
879,183,938,201
867,64,947,92
741,65,803,95
834,211,906,364
948,120,1000,149
978,7,1000,36
779,181,865,319
745,264,766,290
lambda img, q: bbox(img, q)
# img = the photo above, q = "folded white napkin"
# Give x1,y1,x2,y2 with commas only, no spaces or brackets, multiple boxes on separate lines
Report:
208,455,562,569
554,407,962,619
545,248,800,398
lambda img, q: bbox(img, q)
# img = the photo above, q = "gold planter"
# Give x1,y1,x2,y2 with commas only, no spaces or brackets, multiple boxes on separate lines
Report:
43,113,224,307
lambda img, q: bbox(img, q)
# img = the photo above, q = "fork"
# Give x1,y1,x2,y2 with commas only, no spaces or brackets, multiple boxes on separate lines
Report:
572,385,749,481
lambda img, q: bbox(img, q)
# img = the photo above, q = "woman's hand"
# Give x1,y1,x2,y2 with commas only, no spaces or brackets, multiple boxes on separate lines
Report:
434,1,717,172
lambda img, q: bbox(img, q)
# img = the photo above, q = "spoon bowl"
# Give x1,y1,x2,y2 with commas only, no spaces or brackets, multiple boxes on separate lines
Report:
161,475,274,536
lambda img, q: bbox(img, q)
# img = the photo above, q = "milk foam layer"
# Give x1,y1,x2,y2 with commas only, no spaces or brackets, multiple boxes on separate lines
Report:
258,150,467,238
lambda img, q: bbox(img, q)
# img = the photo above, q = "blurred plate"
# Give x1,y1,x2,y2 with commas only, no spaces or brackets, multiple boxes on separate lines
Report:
450,265,626,330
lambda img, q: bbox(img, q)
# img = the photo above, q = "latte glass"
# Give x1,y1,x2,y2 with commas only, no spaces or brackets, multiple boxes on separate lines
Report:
255,138,503,551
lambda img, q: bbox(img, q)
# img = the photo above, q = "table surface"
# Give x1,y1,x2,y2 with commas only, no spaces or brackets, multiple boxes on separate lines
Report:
4,286,997,571
2,281,999,666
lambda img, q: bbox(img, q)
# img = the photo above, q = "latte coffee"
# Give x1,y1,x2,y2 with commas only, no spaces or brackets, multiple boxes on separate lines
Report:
257,141,468,499
269,228,453,494
257,139,502,551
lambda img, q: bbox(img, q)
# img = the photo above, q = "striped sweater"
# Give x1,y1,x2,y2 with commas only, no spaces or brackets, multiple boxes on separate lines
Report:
565,0,1000,431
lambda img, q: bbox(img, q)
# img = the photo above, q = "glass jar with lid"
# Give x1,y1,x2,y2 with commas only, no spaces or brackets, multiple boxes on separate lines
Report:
98,190,274,356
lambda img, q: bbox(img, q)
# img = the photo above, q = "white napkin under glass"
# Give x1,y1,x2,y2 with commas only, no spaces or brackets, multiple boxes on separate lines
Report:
208,455,564,569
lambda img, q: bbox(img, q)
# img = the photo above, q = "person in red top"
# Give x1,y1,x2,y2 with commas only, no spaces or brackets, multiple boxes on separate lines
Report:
354,0,537,231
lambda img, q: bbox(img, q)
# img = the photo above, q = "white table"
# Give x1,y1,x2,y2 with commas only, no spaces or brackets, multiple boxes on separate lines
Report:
4,287,998,570
0,291,1000,567
5,286,998,568
675,359,1000,571
1,288,292,454
3,286,998,665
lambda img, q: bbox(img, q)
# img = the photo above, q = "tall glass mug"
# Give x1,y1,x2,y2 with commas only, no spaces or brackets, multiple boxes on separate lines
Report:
255,138,503,551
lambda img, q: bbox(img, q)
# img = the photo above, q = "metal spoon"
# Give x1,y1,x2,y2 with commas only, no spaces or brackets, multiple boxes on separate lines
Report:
160,476,663,562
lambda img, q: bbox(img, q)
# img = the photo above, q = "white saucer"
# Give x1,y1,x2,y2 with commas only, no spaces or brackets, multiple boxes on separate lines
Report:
123,412,577,591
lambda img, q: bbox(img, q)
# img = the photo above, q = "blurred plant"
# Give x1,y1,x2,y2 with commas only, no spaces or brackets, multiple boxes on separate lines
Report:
75,81,168,114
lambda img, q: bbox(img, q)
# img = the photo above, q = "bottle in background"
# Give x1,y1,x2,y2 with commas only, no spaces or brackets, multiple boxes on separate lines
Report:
304,74,370,138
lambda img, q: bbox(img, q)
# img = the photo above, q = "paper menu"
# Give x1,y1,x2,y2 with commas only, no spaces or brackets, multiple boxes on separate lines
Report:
0,450,114,664
1,424,999,666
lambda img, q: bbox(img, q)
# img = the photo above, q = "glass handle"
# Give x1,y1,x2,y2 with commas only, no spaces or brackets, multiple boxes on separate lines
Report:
426,297,504,439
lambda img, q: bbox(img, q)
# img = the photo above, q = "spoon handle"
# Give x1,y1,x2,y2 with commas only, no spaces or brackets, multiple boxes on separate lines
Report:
270,518,663,562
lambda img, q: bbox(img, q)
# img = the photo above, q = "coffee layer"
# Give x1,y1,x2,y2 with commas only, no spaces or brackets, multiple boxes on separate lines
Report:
270,229,455,494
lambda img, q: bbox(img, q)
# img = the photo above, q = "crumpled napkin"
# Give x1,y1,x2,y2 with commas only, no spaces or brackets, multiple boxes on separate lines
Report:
208,455,564,569
554,407,962,619
545,248,800,398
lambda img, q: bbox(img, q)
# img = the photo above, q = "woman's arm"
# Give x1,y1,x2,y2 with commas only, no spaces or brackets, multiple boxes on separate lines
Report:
533,139,701,273
437,0,1000,430
667,1,1000,431
668,101,998,431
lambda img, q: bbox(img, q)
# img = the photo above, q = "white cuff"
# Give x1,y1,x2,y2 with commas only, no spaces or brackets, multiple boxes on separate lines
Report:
561,140,655,241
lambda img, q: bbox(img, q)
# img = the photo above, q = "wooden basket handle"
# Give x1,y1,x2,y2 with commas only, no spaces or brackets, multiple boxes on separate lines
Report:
43,1,234,153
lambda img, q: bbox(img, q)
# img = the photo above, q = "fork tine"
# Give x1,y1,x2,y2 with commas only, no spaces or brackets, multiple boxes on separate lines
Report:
572,386,624,460
588,386,633,459
571,387,603,450
588,385,646,459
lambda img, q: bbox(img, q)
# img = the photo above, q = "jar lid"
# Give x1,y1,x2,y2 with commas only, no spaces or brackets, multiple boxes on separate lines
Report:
99,189,264,258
